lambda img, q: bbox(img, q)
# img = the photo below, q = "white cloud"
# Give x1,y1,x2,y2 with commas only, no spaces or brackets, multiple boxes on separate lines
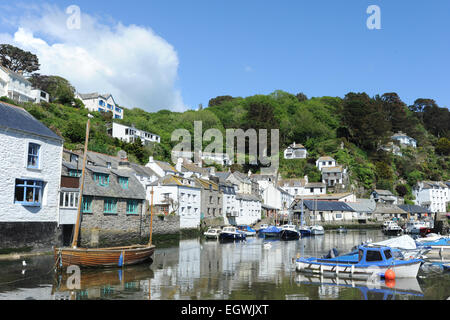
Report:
4,4,186,112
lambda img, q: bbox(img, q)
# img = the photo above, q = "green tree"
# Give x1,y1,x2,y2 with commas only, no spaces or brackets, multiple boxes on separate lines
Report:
436,137,450,155
28,74,76,105
0,44,40,75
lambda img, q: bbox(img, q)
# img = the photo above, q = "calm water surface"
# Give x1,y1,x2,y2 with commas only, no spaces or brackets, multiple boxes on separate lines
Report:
0,230,449,300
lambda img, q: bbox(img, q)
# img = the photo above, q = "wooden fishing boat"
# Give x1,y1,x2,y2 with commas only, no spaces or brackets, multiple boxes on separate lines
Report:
54,245,155,268
54,117,156,269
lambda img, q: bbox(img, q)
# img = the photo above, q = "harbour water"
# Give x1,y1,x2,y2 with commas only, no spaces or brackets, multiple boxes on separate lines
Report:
0,229,449,300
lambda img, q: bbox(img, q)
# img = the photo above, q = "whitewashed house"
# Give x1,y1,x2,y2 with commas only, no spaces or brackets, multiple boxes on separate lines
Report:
0,66,49,103
370,189,398,205
216,171,252,195
171,150,232,167
0,102,64,249
321,166,347,187
150,175,201,229
413,181,448,213
392,132,417,148
284,142,307,159
146,157,178,178
235,193,262,226
76,92,124,119
219,182,238,226
316,156,337,172
108,122,160,145
278,177,326,197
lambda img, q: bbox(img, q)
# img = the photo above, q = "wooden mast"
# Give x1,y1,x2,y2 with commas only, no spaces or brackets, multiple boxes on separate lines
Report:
148,186,155,246
71,118,91,248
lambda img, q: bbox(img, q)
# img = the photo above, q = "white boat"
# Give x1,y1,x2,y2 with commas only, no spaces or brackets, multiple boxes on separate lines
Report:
204,228,222,240
383,221,403,236
372,235,431,260
405,220,428,234
310,225,325,235
296,245,422,279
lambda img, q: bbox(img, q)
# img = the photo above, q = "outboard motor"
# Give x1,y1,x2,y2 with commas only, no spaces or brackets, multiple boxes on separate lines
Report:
323,248,339,259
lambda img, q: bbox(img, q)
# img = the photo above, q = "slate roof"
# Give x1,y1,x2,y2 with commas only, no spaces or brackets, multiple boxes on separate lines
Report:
278,178,307,188
181,160,210,176
347,199,377,213
219,183,236,195
373,189,394,196
397,204,433,214
130,162,157,178
372,204,407,215
300,200,355,212
0,65,31,85
83,166,146,200
154,160,178,173
0,102,63,142
236,193,261,202
317,156,335,162
322,166,344,173
287,143,306,149
150,175,199,189
419,181,448,189
195,177,219,191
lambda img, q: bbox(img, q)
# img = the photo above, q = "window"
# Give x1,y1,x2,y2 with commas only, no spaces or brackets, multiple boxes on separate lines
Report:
127,200,138,214
60,191,79,208
115,107,122,113
335,213,342,219
106,162,112,169
99,100,105,106
104,198,117,214
119,177,129,189
366,250,383,262
107,104,113,110
27,143,40,169
14,179,43,206
69,169,81,177
82,196,93,213
94,173,109,186
384,250,392,260
70,154,79,163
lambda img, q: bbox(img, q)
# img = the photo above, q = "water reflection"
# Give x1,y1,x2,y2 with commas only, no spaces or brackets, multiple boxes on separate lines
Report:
0,230,449,300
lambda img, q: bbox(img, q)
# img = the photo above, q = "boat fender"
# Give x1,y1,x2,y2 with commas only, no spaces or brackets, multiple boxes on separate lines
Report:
384,269,395,280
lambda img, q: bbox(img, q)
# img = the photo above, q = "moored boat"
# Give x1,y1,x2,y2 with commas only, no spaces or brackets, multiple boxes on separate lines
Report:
237,225,257,237
383,221,403,236
204,228,222,240
296,245,422,279
310,225,325,235
337,226,347,233
259,225,282,238
219,226,246,242
280,224,300,241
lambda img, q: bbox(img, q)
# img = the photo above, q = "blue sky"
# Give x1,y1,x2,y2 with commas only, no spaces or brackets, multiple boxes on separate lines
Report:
1,0,449,111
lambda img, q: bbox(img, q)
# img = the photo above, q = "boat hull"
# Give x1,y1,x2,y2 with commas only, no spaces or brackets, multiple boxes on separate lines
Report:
219,233,246,242
280,230,300,240
54,245,155,268
295,259,421,279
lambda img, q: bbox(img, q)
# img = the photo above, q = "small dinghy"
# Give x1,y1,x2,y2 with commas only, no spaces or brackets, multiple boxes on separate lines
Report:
296,245,422,279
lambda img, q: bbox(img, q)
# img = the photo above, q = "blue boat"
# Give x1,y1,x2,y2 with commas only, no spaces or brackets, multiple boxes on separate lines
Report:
259,226,282,238
296,245,422,279
237,225,257,237
219,226,246,242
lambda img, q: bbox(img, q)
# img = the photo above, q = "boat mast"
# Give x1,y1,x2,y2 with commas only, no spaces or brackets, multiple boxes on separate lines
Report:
71,117,91,248
148,186,155,246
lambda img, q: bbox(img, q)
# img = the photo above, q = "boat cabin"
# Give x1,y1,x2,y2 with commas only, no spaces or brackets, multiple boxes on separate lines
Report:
281,224,297,231
358,246,394,264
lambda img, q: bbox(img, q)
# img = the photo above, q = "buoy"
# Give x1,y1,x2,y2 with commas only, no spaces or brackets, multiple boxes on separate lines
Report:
384,269,396,280
385,279,396,288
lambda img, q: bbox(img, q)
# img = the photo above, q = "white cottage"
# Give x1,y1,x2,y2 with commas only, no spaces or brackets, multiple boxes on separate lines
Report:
76,92,124,119
0,102,64,249
150,175,201,229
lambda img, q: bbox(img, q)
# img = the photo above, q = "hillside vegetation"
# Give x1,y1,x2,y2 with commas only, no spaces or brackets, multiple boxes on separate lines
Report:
1,89,449,202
